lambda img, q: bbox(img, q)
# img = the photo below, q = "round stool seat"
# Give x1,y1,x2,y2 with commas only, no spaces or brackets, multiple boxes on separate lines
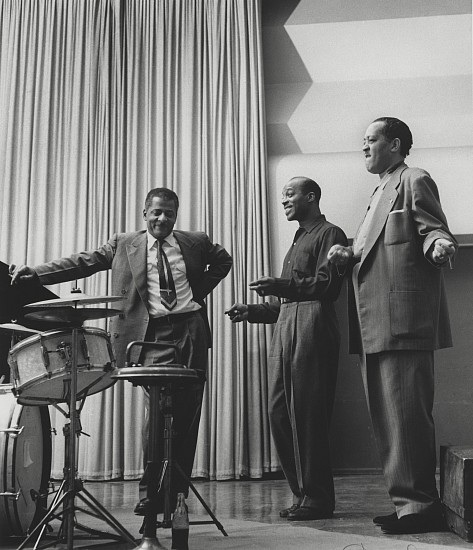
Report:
113,365,198,386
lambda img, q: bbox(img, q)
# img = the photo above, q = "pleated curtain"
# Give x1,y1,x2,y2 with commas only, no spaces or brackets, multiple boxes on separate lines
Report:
0,0,278,481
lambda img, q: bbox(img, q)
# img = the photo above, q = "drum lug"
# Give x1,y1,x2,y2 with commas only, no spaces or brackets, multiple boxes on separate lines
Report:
7,354,20,386
40,337,51,369
106,341,116,366
80,338,91,368
56,341,72,366
0,425,25,438
104,362,114,372
0,489,21,500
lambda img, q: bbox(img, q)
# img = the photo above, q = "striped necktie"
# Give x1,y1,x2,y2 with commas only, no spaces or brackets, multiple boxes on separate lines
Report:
156,239,177,310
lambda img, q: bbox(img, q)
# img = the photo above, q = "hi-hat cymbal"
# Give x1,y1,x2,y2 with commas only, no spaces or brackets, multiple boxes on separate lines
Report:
0,322,41,335
24,307,122,324
25,293,125,308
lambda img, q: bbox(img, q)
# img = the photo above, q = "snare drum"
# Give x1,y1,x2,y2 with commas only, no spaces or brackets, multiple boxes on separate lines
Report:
0,385,51,538
8,327,116,405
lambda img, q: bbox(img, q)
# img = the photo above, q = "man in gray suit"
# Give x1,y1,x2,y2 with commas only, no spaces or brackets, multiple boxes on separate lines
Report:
10,187,232,515
328,117,456,534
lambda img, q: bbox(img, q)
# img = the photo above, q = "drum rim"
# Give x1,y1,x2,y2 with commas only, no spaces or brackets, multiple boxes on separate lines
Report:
8,326,111,352
13,369,117,404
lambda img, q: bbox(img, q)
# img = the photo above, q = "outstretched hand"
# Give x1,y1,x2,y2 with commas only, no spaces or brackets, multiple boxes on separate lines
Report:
327,245,353,266
9,264,38,285
249,276,277,297
225,303,249,323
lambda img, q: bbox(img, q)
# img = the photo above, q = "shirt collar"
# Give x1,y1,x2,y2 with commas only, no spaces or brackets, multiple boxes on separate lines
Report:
298,214,326,235
147,231,176,250
378,161,407,190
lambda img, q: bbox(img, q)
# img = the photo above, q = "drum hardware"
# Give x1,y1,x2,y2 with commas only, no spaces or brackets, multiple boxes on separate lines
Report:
113,341,227,550
0,424,24,437
14,295,136,550
0,485,50,506
0,488,22,499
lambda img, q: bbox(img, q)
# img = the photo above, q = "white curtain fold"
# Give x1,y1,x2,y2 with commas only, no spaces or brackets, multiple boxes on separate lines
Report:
0,0,278,481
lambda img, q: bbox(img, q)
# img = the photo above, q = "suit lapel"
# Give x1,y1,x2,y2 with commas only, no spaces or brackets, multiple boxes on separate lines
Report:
174,231,199,279
127,232,148,307
360,166,406,265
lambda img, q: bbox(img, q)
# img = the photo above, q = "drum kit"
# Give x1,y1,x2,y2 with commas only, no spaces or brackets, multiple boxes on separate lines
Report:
1,289,227,550
0,291,136,549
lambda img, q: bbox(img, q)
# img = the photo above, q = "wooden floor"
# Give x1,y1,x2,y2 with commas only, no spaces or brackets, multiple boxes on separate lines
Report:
0,474,470,549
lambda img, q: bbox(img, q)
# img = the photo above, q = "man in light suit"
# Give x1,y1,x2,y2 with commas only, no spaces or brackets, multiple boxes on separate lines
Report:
328,117,456,535
10,187,233,516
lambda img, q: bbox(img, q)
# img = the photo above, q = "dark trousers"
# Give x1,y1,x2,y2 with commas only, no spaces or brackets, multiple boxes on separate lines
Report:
268,301,339,512
139,311,207,504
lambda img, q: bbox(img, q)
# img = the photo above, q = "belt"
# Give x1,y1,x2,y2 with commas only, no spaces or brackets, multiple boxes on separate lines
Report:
149,311,200,325
280,298,325,305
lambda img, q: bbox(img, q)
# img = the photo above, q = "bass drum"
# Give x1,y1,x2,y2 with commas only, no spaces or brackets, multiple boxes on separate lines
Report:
0,385,51,538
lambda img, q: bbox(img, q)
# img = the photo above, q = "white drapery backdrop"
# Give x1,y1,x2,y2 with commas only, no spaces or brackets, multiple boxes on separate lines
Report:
0,0,278,481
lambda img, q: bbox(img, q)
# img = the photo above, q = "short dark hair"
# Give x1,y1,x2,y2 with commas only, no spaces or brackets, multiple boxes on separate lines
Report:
372,117,413,157
144,188,179,210
292,176,321,204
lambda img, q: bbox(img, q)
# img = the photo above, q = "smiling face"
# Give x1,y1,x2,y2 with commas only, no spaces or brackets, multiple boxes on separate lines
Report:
143,196,178,239
281,178,312,222
362,121,399,176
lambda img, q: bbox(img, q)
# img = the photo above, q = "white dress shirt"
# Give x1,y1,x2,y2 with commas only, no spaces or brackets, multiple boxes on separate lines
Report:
146,232,201,318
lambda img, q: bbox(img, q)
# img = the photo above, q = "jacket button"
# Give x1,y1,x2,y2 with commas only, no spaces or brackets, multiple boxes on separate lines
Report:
113,333,119,338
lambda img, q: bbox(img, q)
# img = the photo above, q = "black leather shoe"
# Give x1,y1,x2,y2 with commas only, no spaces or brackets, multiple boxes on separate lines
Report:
134,497,165,516
134,498,151,516
279,504,300,518
373,512,397,525
287,506,333,521
381,513,448,535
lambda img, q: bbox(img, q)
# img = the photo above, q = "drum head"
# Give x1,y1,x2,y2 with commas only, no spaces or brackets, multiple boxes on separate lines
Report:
0,387,51,538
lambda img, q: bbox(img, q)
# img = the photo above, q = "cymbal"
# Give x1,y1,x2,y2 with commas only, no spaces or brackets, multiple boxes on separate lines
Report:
0,322,41,334
25,293,125,308
24,307,122,324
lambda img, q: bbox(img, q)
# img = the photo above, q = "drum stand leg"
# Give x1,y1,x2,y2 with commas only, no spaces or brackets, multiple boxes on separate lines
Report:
135,383,166,549
153,384,227,537
15,327,137,550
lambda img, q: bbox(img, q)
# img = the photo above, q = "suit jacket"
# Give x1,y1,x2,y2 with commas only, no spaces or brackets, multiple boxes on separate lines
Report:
348,164,456,355
34,230,232,365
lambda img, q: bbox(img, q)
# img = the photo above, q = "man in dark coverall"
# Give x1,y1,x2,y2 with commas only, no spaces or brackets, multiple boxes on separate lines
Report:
227,176,347,520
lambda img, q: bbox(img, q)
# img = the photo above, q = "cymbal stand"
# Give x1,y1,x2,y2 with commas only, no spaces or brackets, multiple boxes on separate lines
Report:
16,325,136,550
